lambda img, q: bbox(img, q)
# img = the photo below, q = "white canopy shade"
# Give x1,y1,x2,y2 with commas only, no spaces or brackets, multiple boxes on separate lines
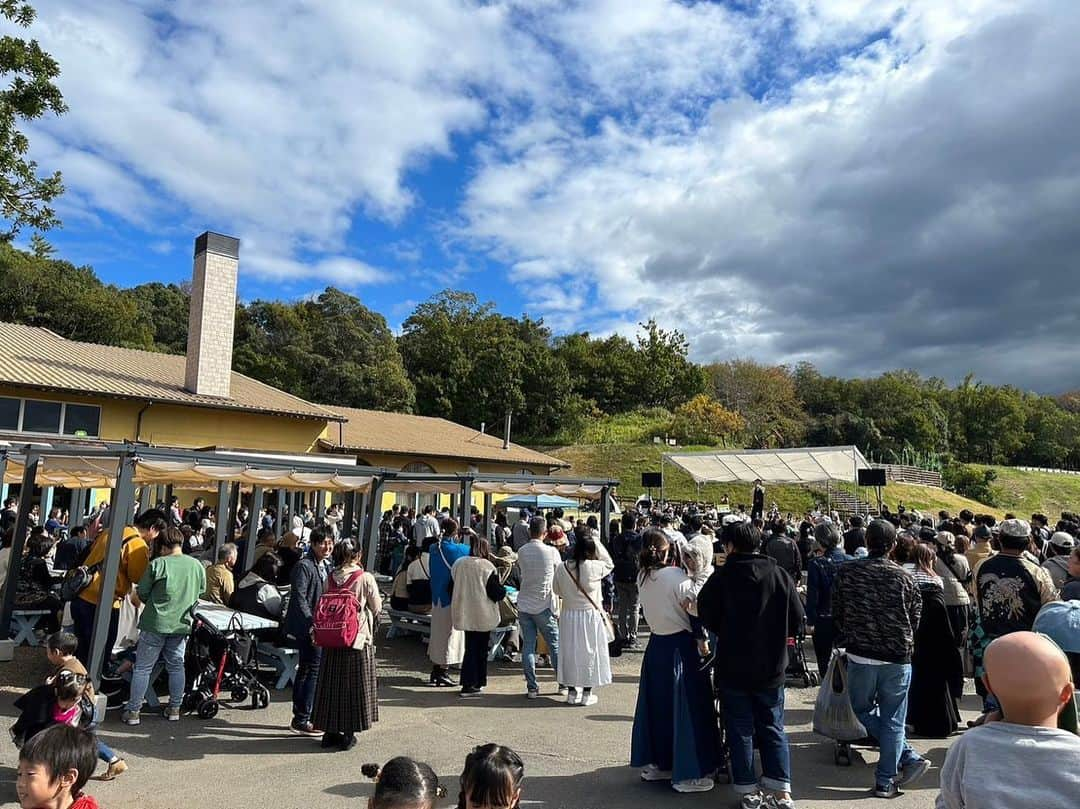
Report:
133,459,375,493
664,446,871,485
472,480,607,498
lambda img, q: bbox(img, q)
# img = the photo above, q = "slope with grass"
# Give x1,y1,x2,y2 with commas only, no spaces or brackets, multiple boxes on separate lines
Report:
975,465,1080,517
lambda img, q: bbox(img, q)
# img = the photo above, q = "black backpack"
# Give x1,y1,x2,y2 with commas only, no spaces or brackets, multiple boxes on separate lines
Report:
612,531,640,584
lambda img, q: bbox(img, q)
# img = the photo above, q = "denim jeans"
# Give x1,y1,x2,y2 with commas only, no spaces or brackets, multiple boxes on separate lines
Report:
722,686,791,794
846,661,920,785
126,630,188,712
614,582,640,643
519,609,560,692
292,631,322,724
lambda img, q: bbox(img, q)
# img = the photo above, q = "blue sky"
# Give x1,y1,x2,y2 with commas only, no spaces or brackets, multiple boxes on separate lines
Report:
17,1,1080,391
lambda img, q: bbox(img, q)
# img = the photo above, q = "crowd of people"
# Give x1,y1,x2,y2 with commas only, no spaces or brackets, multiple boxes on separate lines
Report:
4,486,1080,808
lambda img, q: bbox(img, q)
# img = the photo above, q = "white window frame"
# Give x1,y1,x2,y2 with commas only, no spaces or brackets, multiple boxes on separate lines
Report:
0,396,102,438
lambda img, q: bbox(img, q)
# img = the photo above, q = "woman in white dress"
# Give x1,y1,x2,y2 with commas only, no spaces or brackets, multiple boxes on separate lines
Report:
553,528,614,706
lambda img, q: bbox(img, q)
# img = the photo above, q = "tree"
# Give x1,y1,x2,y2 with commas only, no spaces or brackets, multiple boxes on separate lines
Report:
942,463,998,506
635,319,704,409
553,332,639,415
670,394,744,446
945,377,1029,464
0,1,66,239
124,281,190,354
706,360,807,448
0,241,151,346
233,288,414,412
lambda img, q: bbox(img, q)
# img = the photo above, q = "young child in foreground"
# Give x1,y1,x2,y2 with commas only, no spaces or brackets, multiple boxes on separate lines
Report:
361,757,445,809
935,631,1080,809
16,724,99,809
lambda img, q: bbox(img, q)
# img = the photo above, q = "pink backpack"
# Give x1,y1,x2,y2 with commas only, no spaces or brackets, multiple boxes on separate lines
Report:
313,569,365,649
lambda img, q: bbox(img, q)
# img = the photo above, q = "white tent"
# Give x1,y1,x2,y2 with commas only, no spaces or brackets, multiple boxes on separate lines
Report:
663,446,871,485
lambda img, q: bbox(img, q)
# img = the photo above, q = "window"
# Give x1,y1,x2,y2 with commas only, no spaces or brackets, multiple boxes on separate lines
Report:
401,461,436,473
0,397,19,430
22,400,61,434
63,404,101,437
0,397,102,436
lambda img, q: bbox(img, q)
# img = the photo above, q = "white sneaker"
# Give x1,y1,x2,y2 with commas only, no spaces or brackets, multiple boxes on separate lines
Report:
526,689,539,700
739,792,767,809
672,777,714,793
640,764,673,782
579,693,598,707
566,689,581,705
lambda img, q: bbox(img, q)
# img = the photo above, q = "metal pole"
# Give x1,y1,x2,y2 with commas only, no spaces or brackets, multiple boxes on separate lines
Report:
275,489,285,541
0,453,39,632
243,485,263,572
343,491,355,540
364,479,384,571
483,493,493,541
660,456,665,506
41,486,54,522
214,480,229,557
600,485,612,546
460,478,472,531
315,490,326,521
356,491,369,540
227,482,241,541
87,454,136,687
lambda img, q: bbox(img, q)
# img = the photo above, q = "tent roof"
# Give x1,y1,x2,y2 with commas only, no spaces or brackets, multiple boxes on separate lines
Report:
497,494,580,509
664,446,870,485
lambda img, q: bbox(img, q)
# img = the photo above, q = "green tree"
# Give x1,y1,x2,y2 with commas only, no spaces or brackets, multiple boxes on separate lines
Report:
0,1,66,239
942,462,998,506
706,360,807,448
553,332,639,414
670,394,744,446
0,241,151,346
124,281,190,354
945,377,1029,464
635,319,704,409
233,288,414,412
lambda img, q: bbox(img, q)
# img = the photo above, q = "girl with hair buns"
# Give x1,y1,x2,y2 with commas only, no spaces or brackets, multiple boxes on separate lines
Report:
457,743,524,809
630,529,718,794
362,757,445,809
311,537,382,751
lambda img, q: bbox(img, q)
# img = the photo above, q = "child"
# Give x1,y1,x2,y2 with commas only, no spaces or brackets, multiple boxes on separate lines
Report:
16,724,99,809
361,757,445,809
12,669,126,782
457,744,524,809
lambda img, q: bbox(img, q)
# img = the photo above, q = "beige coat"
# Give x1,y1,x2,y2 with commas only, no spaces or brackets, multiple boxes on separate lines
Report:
450,556,500,632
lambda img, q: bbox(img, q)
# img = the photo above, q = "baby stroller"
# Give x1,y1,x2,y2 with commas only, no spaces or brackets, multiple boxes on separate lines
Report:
182,610,271,719
785,620,819,688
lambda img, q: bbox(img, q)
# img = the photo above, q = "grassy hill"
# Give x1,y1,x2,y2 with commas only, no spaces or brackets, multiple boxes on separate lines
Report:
549,443,1002,517
975,465,1080,517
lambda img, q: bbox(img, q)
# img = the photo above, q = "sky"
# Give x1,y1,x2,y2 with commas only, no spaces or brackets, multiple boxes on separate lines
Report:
16,0,1080,392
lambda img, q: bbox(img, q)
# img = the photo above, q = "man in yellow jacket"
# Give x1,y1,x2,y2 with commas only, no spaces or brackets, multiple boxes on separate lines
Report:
71,509,162,668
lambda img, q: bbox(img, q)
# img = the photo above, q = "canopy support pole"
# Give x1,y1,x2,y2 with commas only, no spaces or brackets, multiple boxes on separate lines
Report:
600,486,612,546
214,480,229,557
227,482,241,542
483,493,493,542
365,479,384,571
660,456,665,506
274,489,285,541
88,454,136,687
70,488,86,525
460,478,472,535
315,491,326,521
243,486,263,572
0,453,38,635
343,492,355,539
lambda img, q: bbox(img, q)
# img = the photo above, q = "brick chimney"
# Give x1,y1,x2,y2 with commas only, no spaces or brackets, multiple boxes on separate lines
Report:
185,231,239,398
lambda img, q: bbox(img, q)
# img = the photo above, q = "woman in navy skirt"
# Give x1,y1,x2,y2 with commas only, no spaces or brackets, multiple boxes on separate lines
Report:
631,528,717,793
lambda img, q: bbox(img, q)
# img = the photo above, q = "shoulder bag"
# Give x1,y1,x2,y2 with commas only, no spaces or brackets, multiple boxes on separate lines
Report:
569,563,616,645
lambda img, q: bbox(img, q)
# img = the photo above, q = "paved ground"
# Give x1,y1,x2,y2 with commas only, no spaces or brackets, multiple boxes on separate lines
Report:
0,632,973,808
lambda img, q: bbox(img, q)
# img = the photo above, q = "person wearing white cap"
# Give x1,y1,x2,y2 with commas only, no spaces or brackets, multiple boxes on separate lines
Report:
1042,532,1077,591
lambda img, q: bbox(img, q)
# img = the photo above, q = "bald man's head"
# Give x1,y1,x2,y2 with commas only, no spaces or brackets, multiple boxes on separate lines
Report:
984,632,1074,728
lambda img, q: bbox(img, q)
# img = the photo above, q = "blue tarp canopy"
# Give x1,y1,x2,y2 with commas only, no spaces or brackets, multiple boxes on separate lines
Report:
499,494,580,510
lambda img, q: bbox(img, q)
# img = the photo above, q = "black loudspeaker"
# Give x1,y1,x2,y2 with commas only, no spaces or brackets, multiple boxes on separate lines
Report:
857,468,887,487
641,472,663,488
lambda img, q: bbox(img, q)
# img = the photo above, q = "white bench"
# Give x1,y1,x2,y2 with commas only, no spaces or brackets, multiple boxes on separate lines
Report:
10,610,51,646
256,642,299,689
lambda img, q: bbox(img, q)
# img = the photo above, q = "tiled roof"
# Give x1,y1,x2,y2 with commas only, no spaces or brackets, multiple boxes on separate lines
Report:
0,322,341,421
323,405,567,469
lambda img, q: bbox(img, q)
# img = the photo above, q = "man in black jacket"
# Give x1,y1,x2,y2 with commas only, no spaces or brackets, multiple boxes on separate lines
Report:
843,515,866,556
611,512,643,650
698,522,803,809
832,519,927,799
284,527,333,736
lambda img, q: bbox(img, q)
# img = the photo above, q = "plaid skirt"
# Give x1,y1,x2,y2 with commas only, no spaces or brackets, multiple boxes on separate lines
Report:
312,644,379,734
